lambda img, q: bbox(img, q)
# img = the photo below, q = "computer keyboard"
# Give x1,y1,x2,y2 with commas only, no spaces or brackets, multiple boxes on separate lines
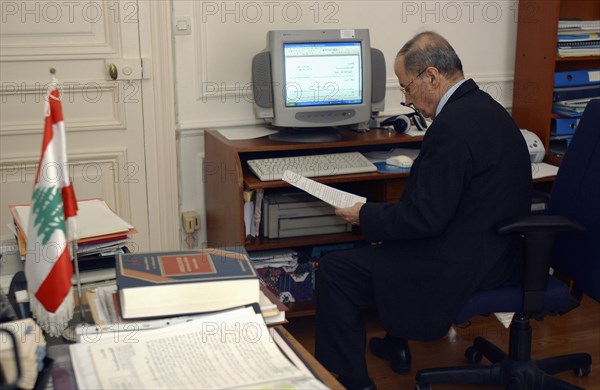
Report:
247,151,377,181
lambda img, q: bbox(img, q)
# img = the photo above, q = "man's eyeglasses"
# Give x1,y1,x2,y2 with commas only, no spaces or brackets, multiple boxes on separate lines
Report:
399,67,428,96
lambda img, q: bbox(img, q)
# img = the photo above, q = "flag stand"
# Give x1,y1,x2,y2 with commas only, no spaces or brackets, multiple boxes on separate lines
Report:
71,241,86,323
61,239,88,342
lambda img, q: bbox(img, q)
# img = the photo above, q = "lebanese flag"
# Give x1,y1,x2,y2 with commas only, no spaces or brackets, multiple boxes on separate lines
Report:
25,87,78,337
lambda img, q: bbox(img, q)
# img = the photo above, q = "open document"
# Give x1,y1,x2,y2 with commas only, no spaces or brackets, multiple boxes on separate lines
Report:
282,170,366,209
70,307,328,389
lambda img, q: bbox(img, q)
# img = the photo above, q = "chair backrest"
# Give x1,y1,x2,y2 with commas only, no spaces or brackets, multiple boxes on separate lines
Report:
549,98,600,302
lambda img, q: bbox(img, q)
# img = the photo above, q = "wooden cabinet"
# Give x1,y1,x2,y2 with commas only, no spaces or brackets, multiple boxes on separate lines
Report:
204,128,421,251
204,128,422,316
512,0,600,166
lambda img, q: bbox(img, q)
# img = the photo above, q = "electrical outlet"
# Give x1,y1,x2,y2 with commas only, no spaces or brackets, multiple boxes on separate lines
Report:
182,211,199,234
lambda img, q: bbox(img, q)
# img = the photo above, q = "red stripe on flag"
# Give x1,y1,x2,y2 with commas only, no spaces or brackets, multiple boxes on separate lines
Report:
62,184,78,218
49,89,64,124
34,89,64,185
35,248,73,313
34,112,54,185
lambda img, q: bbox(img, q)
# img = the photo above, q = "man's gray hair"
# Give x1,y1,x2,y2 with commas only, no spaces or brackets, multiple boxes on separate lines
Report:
397,31,464,78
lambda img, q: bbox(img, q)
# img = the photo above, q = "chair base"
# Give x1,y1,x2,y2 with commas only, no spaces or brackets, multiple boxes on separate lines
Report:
415,336,592,390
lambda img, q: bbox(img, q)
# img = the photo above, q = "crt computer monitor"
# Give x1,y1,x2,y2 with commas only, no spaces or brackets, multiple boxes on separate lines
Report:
252,29,384,142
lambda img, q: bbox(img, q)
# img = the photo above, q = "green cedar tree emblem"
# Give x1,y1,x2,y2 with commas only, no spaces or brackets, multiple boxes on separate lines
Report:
31,186,65,245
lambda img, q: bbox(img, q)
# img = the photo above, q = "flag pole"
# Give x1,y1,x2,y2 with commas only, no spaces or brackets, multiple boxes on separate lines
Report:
71,240,86,324
49,68,86,339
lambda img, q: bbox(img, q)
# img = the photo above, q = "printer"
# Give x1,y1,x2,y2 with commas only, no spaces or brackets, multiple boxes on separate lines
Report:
262,191,352,239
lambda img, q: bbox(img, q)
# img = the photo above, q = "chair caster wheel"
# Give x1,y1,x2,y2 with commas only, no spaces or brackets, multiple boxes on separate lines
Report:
465,346,483,363
414,383,432,390
574,365,591,377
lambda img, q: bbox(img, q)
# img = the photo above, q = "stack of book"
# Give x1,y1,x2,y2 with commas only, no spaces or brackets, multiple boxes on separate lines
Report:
8,199,135,270
76,248,286,338
551,69,600,156
557,19,600,57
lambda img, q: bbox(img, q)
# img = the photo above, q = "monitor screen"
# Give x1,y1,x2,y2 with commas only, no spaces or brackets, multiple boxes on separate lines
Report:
283,41,363,108
253,29,383,142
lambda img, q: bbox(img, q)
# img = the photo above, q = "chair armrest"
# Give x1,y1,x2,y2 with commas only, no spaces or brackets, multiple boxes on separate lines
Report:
498,216,585,313
498,215,584,235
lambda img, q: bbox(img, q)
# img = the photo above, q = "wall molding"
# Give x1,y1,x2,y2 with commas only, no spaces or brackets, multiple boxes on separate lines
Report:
176,73,515,131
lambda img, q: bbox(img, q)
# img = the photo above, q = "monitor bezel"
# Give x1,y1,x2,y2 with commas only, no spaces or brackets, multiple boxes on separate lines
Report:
267,29,373,129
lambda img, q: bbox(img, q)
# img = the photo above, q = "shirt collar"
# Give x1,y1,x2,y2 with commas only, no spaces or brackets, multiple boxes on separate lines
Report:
435,79,467,118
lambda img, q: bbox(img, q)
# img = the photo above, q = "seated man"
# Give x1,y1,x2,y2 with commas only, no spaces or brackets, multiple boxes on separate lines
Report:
314,31,532,390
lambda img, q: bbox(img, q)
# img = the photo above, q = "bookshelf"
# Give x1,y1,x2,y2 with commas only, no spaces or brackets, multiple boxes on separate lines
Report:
512,0,600,166
204,128,422,316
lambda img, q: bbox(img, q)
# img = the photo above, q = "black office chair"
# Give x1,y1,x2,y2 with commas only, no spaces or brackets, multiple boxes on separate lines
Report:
415,98,600,390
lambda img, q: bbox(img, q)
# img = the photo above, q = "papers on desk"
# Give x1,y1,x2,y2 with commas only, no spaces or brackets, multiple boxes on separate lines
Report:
249,249,298,268
282,170,366,209
531,162,560,180
70,306,328,389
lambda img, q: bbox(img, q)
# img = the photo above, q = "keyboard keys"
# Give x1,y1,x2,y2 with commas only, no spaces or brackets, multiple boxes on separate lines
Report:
247,152,377,181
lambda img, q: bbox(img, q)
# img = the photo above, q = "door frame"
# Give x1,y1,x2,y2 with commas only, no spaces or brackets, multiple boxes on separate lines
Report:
139,1,179,250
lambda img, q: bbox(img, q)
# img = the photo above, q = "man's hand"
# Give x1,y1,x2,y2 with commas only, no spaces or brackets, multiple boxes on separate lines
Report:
335,202,364,225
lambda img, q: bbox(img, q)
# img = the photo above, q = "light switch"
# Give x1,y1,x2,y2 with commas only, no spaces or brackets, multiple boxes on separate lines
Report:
174,16,192,36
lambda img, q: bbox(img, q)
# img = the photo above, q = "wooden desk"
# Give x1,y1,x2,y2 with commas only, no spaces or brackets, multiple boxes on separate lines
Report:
204,127,423,252
275,326,343,389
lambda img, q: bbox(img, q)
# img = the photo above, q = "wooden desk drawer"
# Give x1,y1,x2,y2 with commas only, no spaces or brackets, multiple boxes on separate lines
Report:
385,179,406,202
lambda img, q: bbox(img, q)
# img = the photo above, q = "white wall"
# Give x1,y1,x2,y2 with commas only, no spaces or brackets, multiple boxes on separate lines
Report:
173,0,520,247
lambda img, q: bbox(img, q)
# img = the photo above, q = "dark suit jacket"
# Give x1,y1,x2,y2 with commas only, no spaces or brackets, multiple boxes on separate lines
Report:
360,79,532,340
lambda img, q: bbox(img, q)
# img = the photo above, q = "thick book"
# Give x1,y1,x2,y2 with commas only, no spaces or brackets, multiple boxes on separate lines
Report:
116,248,260,319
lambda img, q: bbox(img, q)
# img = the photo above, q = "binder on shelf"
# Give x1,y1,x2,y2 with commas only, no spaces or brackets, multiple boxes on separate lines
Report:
551,117,580,136
554,69,600,87
553,85,600,102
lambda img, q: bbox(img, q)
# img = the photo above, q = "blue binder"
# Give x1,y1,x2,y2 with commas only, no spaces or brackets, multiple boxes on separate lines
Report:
551,117,580,136
553,85,600,102
554,69,600,87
